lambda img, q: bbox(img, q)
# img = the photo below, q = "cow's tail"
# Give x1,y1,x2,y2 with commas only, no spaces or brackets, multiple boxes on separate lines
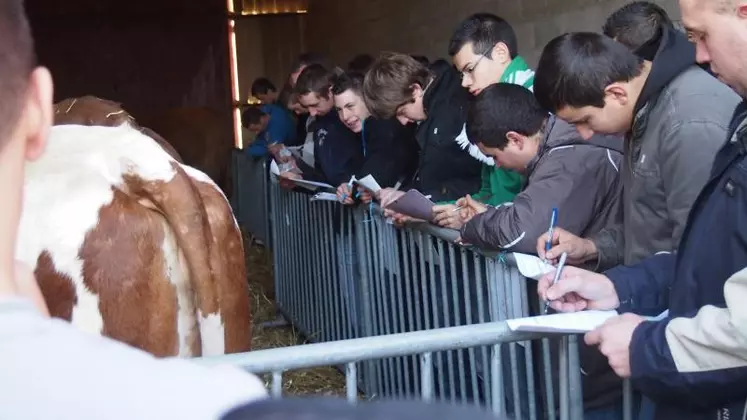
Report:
126,161,245,356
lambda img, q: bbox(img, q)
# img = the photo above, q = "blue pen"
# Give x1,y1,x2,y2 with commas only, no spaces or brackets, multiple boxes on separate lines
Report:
544,207,558,261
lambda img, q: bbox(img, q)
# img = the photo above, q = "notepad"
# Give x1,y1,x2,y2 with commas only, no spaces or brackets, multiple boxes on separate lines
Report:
513,253,555,280
386,189,435,222
507,310,618,334
355,174,382,194
507,309,670,334
270,160,281,176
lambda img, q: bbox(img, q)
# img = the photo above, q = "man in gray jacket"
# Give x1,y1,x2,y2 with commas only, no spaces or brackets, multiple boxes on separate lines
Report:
453,83,623,258
534,27,739,270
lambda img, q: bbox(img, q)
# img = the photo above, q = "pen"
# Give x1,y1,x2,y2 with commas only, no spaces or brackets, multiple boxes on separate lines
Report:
451,206,462,213
543,251,567,315
340,175,356,203
544,207,558,262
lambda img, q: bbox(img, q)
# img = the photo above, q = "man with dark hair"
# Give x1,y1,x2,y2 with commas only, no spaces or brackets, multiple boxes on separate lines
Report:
331,70,417,204
453,83,624,419
289,64,363,187
533,30,738,272
362,52,482,208
0,1,268,418
432,12,536,229
241,103,296,158
250,77,278,104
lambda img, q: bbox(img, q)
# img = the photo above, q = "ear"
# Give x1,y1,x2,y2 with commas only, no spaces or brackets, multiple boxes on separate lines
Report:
603,83,629,106
409,83,424,99
505,131,524,148
23,67,54,162
491,42,511,64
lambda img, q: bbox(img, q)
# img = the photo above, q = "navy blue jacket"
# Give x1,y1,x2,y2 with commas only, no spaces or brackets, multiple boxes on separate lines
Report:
605,101,747,419
305,111,363,186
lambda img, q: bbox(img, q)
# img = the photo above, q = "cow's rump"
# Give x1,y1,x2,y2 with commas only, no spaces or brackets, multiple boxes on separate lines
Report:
16,123,251,357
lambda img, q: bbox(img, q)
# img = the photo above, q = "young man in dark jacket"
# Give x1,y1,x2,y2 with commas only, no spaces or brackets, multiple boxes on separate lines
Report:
285,64,363,188
331,70,418,204
362,53,482,209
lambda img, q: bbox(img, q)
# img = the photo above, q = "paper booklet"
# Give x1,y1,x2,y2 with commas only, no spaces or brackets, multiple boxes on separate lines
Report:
507,309,671,334
385,189,436,222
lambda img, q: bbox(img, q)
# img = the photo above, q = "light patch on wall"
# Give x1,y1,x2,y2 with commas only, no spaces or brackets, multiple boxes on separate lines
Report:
227,18,243,149
240,0,308,15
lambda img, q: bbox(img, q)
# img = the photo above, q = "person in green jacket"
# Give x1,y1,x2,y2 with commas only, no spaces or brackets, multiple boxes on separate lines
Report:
432,13,535,230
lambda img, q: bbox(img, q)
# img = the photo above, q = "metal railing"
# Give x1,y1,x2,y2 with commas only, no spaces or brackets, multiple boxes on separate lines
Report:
226,154,634,419
196,321,586,420
231,150,271,246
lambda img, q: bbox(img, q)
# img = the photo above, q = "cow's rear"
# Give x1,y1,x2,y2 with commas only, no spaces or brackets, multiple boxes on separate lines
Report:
17,123,251,357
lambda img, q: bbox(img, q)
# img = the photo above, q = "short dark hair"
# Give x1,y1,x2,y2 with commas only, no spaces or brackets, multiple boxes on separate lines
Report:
290,52,327,75
250,77,277,97
347,54,375,74
467,83,547,149
362,52,432,119
534,32,645,112
448,13,518,58
603,2,672,51
331,69,364,96
241,105,265,127
0,0,35,147
294,63,334,99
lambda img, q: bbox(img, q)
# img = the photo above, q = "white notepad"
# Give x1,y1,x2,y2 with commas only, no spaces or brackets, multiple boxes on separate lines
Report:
507,309,670,334
356,174,382,194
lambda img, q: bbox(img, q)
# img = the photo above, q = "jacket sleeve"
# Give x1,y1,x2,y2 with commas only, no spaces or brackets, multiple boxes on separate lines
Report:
326,126,363,187
629,267,747,409
460,150,610,254
356,120,403,188
589,225,625,271
604,252,675,315
660,120,729,245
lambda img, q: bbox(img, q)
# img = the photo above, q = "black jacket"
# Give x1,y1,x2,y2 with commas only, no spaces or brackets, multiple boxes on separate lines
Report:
305,111,363,186
357,117,419,188
411,60,482,201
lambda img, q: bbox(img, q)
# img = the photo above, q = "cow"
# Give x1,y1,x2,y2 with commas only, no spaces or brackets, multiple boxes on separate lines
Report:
15,96,251,358
139,107,235,199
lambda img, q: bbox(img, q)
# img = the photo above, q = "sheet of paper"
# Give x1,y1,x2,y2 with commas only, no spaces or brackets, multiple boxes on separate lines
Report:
507,310,619,334
356,174,382,194
513,253,555,280
386,189,435,222
507,309,670,334
310,192,339,202
270,160,281,176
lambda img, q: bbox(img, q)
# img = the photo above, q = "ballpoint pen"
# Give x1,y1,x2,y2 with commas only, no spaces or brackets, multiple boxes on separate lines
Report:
544,207,558,262
544,251,567,315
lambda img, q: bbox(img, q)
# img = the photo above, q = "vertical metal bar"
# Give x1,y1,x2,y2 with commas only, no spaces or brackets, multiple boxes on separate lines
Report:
519,271,538,420
568,335,583,420
437,239,456,402
461,248,480,404
346,362,358,404
426,234,445,399
309,203,322,340
474,254,491,405
272,371,283,398
420,352,434,403
448,244,467,402
490,343,506,418
623,379,633,420
391,228,406,397
372,218,392,397
558,337,570,420
402,230,417,396
354,206,375,395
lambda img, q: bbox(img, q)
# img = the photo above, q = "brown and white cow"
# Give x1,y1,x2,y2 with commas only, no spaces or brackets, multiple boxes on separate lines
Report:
15,96,251,358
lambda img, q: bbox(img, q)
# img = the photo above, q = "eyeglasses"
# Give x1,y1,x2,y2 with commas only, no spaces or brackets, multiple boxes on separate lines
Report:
459,48,492,80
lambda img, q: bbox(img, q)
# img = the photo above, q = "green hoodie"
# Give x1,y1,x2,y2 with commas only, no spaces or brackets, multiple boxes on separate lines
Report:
444,56,535,206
